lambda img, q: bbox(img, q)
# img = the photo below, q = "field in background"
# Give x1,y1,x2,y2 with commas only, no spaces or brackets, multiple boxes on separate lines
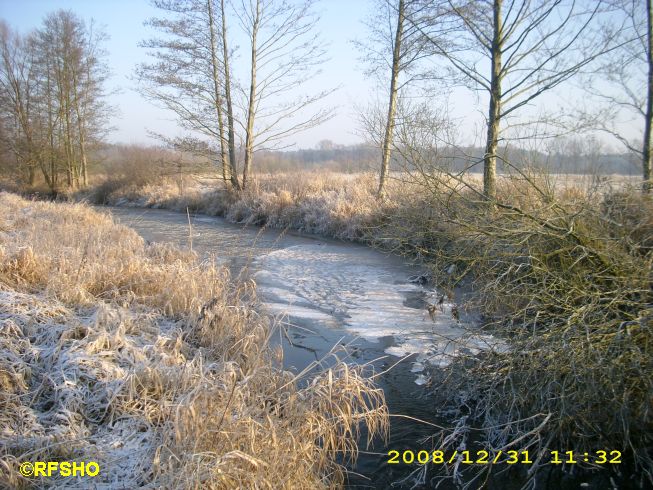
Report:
0,192,388,489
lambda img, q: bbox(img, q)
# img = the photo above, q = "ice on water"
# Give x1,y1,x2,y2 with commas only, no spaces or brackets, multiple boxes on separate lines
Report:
254,244,503,383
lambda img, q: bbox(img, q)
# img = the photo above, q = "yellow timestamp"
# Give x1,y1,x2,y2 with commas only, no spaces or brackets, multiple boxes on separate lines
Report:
387,450,622,465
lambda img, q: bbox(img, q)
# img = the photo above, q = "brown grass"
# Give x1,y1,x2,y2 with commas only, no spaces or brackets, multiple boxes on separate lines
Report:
83,169,639,243
83,171,391,240
80,168,652,486
0,192,388,489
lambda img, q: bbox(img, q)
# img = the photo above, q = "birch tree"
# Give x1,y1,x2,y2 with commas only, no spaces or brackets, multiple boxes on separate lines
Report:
379,0,406,197
235,0,333,189
138,0,240,189
358,0,437,197
219,0,239,190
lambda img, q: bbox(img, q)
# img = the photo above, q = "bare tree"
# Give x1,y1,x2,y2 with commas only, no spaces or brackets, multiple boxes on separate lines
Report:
139,0,331,191
358,0,438,197
0,12,110,192
34,11,110,190
234,0,333,189
379,0,406,198
69,20,111,187
580,0,652,193
138,0,240,189
219,0,240,190
0,22,37,186
42,12,82,188
413,0,621,201
207,0,232,186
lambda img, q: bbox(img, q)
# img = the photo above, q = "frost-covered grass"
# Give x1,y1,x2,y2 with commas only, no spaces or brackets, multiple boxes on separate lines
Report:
85,171,395,241
84,170,639,243
81,170,653,486
0,193,388,489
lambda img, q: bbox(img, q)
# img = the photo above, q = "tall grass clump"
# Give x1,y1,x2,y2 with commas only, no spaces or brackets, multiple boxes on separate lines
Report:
0,192,388,489
383,169,653,488
83,171,393,241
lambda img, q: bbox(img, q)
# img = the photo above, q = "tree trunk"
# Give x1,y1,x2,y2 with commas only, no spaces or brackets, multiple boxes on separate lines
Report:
27,162,35,186
44,64,57,192
219,118,229,184
63,117,73,189
243,0,260,190
207,0,230,186
378,0,405,198
77,127,88,188
72,69,89,187
483,0,503,202
65,112,76,188
644,0,653,193
221,0,240,190
61,71,76,189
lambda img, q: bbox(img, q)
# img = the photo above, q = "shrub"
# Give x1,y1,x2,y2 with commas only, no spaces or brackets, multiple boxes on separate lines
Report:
382,174,653,487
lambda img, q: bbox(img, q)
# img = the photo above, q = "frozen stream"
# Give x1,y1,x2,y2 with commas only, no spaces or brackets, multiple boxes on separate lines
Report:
103,205,502,488
255,243,499,381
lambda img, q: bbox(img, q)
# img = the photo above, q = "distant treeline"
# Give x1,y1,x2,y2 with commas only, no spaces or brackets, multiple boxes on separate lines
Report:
237,136,640,175
91,140,640,180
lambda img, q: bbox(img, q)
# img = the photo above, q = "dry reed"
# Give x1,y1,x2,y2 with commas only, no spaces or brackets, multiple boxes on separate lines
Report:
0,192,388,489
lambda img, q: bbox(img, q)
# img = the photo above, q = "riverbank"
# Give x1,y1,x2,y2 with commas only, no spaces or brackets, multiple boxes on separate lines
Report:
0,192,388,488
86,172,390,241
77,171,653,487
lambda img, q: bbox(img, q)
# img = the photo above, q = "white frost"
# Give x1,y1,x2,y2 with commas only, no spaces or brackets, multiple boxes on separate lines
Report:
254,244,504,384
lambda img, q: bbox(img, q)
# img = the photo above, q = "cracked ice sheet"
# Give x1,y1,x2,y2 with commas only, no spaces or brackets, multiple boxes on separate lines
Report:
254,244,504,379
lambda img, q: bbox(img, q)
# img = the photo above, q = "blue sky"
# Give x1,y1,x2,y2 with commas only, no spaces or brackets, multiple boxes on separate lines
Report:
0,0,381,148
0,0,640,152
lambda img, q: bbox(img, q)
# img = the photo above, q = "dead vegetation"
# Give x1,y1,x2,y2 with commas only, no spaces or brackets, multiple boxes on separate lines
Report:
80,168,653,487
84,171,390,240
0,192,388,489
382,169,653,488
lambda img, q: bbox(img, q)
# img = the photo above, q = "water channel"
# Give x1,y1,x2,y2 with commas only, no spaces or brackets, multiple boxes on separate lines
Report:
103,206,502,489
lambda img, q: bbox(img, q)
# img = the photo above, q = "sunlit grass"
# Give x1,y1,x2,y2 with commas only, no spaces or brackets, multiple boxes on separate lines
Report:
0,192,388,489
